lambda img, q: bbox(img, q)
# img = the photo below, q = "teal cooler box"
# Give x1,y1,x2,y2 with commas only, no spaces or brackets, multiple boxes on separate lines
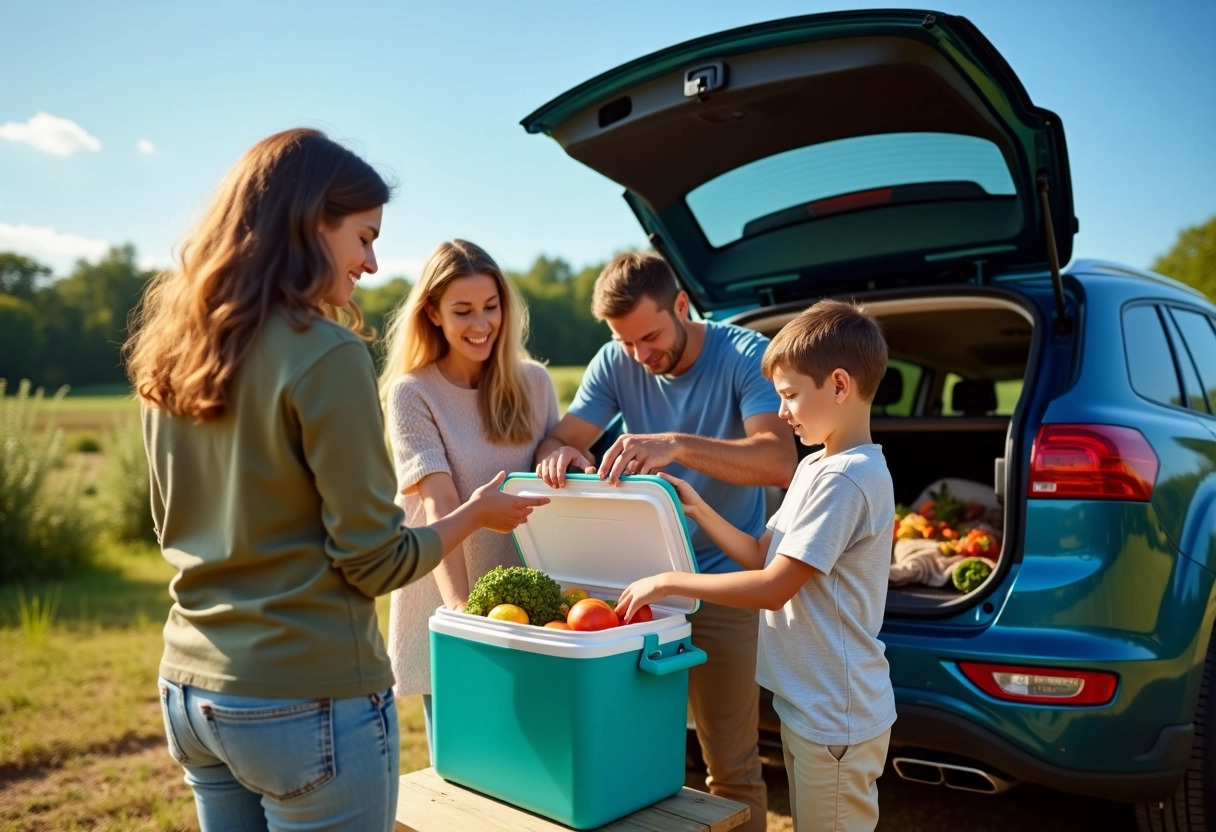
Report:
429,473,706,829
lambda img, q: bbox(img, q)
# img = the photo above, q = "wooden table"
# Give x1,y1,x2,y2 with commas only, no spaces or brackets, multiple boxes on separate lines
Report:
394,767,750,832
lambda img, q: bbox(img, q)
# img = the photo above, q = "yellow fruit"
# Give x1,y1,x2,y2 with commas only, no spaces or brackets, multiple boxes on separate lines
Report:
562,587,590,605
487,604,529,625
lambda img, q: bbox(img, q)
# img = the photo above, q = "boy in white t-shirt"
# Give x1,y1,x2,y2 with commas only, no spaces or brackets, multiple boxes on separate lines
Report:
618,299,896,832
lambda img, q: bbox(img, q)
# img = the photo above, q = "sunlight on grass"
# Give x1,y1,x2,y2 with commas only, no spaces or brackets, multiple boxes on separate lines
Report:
15,585,60,647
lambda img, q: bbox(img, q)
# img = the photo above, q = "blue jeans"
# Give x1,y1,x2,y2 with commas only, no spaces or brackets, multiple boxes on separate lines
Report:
158,678,399,832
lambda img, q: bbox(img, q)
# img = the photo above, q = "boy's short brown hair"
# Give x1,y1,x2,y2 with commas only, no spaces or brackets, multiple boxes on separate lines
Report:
591,251,680,320
761,299,888,401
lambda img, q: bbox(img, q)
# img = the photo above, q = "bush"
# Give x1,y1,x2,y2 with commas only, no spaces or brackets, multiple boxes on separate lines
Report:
100,418,156,543
0,379,96,583
68,434,103,453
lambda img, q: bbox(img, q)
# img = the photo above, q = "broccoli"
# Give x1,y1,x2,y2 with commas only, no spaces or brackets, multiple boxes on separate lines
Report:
952,557,993,593
466,566,564,625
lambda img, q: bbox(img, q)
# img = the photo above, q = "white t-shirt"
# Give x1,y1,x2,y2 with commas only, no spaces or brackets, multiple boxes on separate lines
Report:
757,444,897,745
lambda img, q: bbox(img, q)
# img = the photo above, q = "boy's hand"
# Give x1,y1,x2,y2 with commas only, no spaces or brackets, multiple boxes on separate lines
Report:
469,471,549,532
656,471,707,522
617,574,670,623
535,447,595,488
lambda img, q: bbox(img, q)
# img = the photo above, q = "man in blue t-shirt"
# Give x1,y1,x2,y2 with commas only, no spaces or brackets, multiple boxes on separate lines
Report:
535,251,796,832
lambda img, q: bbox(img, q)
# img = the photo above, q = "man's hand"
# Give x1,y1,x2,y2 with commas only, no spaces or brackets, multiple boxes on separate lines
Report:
598,432,680,484
535,446,595,488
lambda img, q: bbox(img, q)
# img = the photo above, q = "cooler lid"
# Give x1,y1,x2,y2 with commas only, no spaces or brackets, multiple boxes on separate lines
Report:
501,473,700,615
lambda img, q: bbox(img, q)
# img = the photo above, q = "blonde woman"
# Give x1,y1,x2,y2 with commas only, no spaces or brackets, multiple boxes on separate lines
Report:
379,239,559,754
125,131,545,832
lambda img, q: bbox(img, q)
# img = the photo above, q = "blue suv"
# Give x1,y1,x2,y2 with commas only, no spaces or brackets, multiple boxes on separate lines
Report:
523,10,1216,829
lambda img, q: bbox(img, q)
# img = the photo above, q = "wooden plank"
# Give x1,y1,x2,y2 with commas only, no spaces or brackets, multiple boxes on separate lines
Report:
648,791,750,832
394,768,749,832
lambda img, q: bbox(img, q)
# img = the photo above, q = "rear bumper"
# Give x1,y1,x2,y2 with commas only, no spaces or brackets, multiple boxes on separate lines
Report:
758,691,1189,801
888,703,1190,802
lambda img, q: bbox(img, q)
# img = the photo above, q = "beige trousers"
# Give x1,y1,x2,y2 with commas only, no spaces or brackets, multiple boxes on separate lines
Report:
780,722,891,832
687,602,767,832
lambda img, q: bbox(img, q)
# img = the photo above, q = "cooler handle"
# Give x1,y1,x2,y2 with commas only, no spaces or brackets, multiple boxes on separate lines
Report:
639,633,707,676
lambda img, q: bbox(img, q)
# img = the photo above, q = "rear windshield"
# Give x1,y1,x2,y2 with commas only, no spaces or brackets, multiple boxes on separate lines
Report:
685,132,1016,248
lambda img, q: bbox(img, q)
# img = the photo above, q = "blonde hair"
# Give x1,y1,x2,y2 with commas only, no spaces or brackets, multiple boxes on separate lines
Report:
125,128,388,421
591,251,679,320
761,299,888,401
378,240,536,445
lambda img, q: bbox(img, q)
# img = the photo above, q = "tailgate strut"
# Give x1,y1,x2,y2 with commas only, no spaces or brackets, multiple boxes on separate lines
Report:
1037,172,1071,335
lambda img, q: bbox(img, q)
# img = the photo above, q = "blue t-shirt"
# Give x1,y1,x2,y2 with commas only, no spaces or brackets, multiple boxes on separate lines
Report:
568,321,779,574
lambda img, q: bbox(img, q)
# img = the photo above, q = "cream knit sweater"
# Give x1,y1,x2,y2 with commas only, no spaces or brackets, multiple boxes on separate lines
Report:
384,360,558,696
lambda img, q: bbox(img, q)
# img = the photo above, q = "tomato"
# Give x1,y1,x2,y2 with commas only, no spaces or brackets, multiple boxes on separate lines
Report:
567,598,620,631
624,604,653,625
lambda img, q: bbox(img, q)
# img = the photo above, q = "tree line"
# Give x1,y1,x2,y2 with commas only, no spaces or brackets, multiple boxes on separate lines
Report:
2,213,1213,391
0,247,613,391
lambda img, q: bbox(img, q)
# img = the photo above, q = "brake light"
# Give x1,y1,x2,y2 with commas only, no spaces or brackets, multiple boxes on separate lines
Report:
1027,424,1157,501
807,187,893,217
959,662,1118,706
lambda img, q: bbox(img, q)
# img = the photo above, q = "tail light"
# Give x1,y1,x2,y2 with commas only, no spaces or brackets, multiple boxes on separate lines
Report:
959,662,1118,706
1028,424,1157,501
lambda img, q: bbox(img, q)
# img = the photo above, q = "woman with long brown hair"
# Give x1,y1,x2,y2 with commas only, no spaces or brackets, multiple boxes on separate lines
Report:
377,239,559,757
125,130,545,832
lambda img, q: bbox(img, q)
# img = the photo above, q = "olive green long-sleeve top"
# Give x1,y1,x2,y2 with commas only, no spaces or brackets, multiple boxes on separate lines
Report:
144,313,442,699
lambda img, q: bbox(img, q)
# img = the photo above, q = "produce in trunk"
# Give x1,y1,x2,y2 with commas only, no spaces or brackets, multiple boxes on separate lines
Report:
952,558,995,593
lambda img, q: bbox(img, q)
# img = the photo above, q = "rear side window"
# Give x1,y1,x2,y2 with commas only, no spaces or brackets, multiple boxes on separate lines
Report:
1161,309,1209,412
1169,308,1216,414
1123,305,1185,408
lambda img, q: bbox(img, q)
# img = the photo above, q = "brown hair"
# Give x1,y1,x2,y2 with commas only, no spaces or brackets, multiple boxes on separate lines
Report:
125,128,390,421
377,240,537,445
591,251,679,320
761,299,888,401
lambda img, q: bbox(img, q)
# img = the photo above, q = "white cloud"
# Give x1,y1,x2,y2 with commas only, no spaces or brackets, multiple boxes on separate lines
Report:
136,138,156,155
0,112,101,157
0,223,110,268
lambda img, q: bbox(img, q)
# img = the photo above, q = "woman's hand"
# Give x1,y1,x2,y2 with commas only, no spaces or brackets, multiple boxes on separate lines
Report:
656,471,707,523
468,471,549,533
535,446,595,488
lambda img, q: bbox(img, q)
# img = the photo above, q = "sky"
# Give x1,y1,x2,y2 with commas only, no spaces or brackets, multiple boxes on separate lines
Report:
1,0,1213,288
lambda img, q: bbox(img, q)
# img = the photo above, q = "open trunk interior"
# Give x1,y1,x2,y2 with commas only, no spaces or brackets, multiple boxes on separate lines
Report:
749,293,1032,610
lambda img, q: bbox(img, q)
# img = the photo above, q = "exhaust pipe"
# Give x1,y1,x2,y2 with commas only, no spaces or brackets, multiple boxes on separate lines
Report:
891,757,1016,794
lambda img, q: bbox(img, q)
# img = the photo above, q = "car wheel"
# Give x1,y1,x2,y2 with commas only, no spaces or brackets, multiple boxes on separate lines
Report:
1135,635,1214,831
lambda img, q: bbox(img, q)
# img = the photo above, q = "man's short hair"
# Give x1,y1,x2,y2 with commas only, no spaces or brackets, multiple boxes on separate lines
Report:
591,251,680,320
761,299,888,401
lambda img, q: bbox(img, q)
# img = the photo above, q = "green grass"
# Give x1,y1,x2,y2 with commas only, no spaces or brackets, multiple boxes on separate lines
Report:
27,391,139,440
24,369,580,436
0,539,431,832
547,365,584,413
